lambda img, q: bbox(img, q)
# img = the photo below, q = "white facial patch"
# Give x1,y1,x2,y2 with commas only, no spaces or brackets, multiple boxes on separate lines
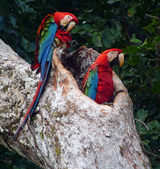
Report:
60,15,73,26
107,51,119,63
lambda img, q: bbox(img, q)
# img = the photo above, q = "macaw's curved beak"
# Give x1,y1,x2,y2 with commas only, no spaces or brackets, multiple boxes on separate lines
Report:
118,53,124,67
59,21,76,32
59,14,77,32
110,53,124,68
66,21,76,32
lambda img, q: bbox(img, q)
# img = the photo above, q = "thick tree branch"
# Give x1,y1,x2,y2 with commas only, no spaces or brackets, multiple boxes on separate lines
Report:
0,39,151,169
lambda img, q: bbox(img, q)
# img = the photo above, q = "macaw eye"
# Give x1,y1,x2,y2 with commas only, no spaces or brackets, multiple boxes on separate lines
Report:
111,52,113,54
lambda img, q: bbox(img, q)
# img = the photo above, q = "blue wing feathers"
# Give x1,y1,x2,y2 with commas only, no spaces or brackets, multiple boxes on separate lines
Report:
38,17,57,62
84,69,98,101
34,16,57,105
38,17,57,81
31,62,51,114
40,40,52,80
12,16,58,142
38,23,57,63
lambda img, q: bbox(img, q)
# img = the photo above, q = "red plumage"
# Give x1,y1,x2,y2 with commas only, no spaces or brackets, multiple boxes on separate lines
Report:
95,64,113,104
55,29,72,47
31,12,78,73
82,49,123,104
94,51,114,104
53,12,78,26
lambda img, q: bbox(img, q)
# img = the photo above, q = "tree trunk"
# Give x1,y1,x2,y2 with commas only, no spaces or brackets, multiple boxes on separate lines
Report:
0,39,151,169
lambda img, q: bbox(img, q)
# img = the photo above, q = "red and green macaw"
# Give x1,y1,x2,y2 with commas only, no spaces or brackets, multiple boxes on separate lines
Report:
82,49,124,104
12,12,78,141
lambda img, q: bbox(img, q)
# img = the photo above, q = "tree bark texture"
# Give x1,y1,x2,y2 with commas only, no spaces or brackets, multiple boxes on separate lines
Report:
0,39,151,169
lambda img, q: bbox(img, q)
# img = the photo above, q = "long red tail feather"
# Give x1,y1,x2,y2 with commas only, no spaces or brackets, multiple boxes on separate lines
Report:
12,63,50,141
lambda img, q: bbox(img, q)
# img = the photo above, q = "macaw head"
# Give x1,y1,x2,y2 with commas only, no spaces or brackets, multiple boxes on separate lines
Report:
100,49,124,68
53,12,78,32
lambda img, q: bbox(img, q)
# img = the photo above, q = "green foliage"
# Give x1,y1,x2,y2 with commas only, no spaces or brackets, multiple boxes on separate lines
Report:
0,145,40,169
71,3,124,52
0,0,160,168
121,4,160,168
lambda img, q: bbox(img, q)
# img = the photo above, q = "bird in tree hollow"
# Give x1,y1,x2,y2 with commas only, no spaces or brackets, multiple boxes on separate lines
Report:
12,12,78,141
82,49,124,104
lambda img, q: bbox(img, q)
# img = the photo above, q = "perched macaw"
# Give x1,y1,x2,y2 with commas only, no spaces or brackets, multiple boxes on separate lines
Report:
12,12,78,141
82,49,124,104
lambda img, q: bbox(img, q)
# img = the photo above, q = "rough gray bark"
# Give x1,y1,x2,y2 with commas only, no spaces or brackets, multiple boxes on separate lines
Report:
0,39,151,169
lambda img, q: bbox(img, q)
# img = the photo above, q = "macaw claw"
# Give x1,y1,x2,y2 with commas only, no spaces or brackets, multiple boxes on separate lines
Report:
113,90,127,101
115,90,127,95
68,40,78,48
102,102,114,107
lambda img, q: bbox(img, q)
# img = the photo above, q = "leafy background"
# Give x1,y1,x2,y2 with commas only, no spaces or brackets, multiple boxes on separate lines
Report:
0,0,160,168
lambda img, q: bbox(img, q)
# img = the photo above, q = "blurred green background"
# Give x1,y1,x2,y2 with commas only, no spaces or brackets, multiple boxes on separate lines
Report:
0,0,160,168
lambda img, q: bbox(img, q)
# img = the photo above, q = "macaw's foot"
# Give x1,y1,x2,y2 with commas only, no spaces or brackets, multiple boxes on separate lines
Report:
102,102,114,107
113,90,127,101
68,40,78,48
115,90,127,96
